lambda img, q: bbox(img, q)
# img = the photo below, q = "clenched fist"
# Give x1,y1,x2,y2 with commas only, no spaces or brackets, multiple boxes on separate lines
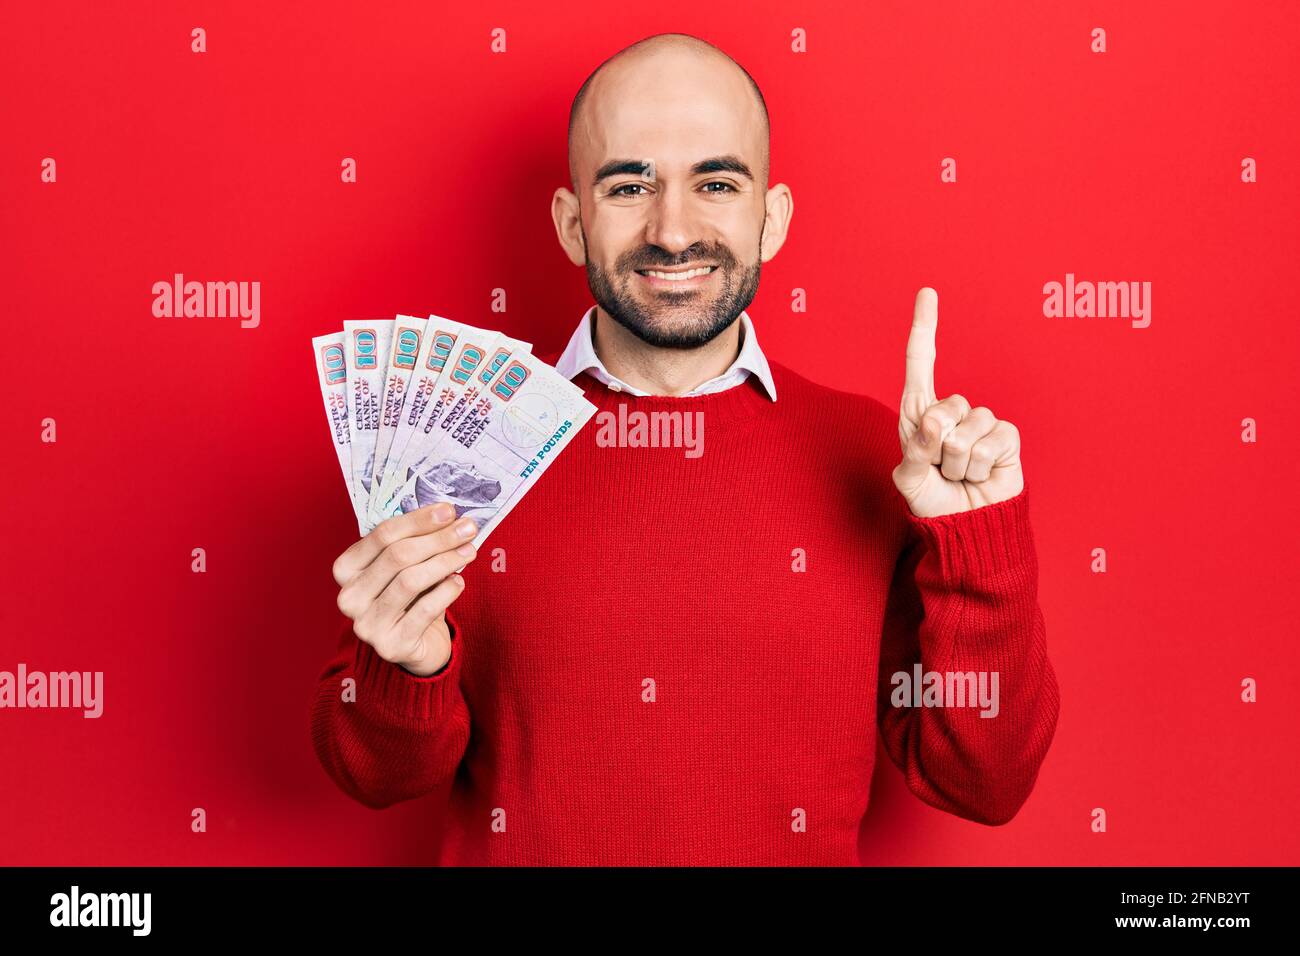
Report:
332,503,480,677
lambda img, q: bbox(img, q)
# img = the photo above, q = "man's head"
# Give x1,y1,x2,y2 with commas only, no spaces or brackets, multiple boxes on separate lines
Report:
553,33,793,349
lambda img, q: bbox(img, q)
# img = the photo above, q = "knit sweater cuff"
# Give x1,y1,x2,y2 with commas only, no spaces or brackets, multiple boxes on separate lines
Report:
904,485,1036,584
351,608,465,723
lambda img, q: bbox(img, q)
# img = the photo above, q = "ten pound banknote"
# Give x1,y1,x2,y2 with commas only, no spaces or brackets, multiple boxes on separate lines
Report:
312,316,596,548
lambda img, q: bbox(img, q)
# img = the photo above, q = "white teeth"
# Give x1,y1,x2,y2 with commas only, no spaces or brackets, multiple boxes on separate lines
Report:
641,267,716,281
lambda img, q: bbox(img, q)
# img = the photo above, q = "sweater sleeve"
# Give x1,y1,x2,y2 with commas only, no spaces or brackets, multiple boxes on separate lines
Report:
875,485,1060,826
309,607,472,810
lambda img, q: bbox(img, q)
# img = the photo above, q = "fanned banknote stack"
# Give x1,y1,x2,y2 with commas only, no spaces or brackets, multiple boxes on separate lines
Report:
312,315,597,546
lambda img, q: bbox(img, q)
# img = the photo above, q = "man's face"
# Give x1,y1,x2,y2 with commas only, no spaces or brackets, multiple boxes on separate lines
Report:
571,52,768,349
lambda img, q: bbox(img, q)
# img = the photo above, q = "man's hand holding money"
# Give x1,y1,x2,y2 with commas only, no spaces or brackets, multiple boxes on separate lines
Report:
331,503,479,677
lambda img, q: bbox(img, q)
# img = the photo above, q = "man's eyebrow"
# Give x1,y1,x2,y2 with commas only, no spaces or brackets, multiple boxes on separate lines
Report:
592,155,754,185
689,155,753,179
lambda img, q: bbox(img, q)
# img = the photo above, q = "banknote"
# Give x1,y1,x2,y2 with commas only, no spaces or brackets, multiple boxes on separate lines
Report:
311,331,363,528
315,314,592,548
377,348,598,548
366,325,532,528
467,372,597,545
376,327,532,506
342,320,393,514
367,314,468,519
364,315,429,525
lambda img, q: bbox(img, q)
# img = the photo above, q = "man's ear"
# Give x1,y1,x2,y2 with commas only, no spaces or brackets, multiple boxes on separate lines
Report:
759,182,794,263
552,187,587,266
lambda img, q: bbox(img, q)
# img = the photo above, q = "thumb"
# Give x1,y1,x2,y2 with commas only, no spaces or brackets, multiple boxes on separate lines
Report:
893,418,937,495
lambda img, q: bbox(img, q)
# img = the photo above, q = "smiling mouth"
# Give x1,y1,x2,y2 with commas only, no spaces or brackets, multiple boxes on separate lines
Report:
634,265,719,282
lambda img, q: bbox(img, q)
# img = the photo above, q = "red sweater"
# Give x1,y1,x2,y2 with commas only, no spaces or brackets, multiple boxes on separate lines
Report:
309,356,1060,865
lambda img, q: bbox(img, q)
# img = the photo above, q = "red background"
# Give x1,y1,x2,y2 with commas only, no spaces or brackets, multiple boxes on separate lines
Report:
2,0,1297,865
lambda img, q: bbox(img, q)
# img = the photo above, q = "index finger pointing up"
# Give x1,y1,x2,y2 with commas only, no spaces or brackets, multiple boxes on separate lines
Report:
904,286,939,404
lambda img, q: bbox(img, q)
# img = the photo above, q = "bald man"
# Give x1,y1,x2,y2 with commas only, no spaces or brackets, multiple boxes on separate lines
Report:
312,32,1060,866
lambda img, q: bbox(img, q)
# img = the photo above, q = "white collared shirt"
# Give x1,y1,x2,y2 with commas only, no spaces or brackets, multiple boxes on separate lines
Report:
554,304,778,401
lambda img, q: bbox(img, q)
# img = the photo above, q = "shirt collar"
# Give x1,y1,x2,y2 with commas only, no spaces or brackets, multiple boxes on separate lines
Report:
554,304,778,401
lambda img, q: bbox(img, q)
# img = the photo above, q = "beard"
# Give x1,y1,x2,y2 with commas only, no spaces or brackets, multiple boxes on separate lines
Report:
583,229,763,350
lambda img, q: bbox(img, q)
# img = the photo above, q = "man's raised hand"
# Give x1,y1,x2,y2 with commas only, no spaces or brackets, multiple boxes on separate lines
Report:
332,503,479,677
893,287,1025,517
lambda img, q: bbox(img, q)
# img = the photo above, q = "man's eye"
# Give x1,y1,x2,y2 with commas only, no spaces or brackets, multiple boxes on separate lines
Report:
610,182,737,197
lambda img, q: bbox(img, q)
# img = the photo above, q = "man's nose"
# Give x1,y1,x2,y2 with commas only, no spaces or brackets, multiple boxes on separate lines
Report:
642,185,700,257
